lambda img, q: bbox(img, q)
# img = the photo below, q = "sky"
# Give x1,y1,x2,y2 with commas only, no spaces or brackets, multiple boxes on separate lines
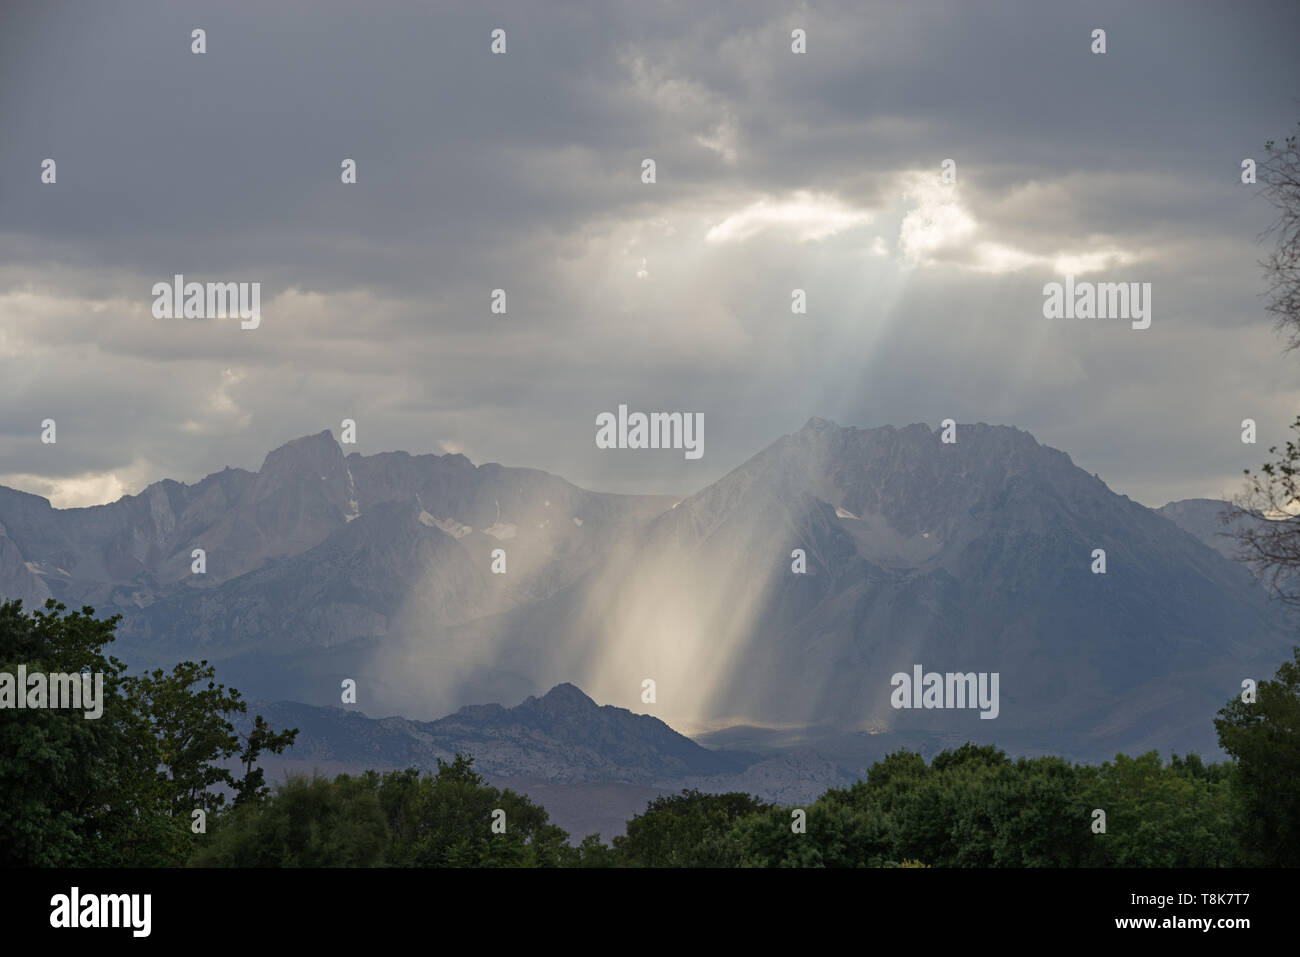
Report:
1,0,1298,509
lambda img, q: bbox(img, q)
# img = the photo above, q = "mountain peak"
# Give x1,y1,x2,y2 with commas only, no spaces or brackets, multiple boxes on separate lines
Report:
801,416,838,432
261,429,340,463
256,430,346,483
533,682,597,711
243,430,353,532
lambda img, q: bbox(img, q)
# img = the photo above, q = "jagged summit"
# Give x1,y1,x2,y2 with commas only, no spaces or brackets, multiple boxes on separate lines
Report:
0,421,1289,759
248,682,758,790
794,415,1043,443
526,682,598,711
800,415,837,431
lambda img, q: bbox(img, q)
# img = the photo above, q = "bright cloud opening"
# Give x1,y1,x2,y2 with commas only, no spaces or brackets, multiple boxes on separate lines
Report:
706,191,875,244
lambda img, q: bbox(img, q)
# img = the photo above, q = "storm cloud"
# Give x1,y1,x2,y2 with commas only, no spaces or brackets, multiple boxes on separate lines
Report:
1,0,1297,507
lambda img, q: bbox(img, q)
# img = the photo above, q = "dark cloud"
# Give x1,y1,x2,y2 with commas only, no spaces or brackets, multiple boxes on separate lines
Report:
0,0,1297,506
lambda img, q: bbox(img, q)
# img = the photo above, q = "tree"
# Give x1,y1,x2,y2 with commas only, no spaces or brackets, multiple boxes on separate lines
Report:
733,789,892,868
1257,122,1300,350
1233,123,1300,599
1233,418,1300,604
0,599,184,865
192,773,389,868
233,714,299,807
571,833,619,868
375,754,573,867
0,598,298,865
1214,647,1300,865
613,790,768,867
120,660,246,817
1224,126,1300,866
1077,752,1238,867
120,661,295,817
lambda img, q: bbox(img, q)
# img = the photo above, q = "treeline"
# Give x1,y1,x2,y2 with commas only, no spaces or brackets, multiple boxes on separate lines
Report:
188,746,1247,867
3,599,1297,867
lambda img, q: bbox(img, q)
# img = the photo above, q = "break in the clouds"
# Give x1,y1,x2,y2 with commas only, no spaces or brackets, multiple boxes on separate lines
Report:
0,0,1298,508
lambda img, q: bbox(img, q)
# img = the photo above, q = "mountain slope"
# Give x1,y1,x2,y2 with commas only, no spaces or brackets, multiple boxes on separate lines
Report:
1,419,1290,760
1157,498,1254,563
239,682,857,839
246,682,754,784
544,419,1291,756
0,431,671,674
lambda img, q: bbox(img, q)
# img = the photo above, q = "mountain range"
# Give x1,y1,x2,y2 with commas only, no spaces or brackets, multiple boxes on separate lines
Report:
1,418,1292,769
236,682,858,839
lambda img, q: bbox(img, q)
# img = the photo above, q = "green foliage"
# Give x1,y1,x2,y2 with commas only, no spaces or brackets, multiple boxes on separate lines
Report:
375,754,573,867
614,790,769,867
0,599,179,866
732,745,1238,869
121,660,246,817
1214,646,1300,865
195,754,575,867
733,793,888,868
191,774,388,867
1078,752,1239,867
572,833,620,868
3,599,1294,869
233,714,300,807
0,599,298,866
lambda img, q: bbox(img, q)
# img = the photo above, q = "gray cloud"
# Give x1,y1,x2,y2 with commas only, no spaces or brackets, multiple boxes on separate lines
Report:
0,0,1298,507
